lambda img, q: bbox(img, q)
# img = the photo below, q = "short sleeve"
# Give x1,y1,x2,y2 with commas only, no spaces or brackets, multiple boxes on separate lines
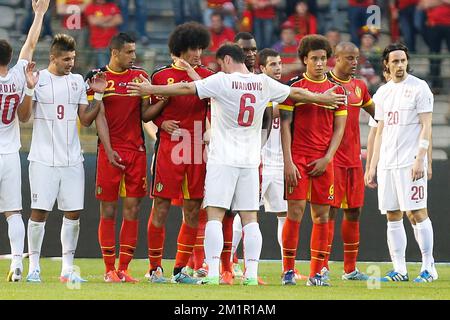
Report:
194,72,223,100
373,90,384,121
265,75,290,104
78,77,88,105
368,116,377,127
416,81,433,114
360,81,373,108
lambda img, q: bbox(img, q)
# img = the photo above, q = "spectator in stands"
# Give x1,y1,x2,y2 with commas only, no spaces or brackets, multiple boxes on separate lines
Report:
359,25,382,73
249,0,281,49
203,0,237,29
171,0,202,25
285,0,317,17
85,0,123,68
118,0,149,45
204,10,235,71
392,0,419,53
325,27,342,69
420,0,450,91
347,0,374,46
21,0,53,42
272,20,303,82
286,0,317,42
56,0,91,48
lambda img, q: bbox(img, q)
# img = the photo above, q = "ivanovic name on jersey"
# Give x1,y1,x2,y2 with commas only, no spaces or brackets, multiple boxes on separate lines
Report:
231,81,263,91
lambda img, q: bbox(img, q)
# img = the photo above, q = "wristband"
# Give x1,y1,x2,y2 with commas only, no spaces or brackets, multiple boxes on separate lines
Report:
419,139,429,150
24,87,34,97
94,92,104,101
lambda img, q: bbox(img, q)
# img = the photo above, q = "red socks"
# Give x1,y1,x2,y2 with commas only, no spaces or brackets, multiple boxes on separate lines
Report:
98,217,116,273
323,219,335,270
310,222,328,277
118,219,138,271
147,209,165,271
193,209,207,270
282,218,300,272
174,222,198,269
342,219,360,274
221,214,234,273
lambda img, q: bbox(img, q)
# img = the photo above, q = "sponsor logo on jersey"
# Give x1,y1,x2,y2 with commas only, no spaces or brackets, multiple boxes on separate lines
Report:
156,182,163,192
132,77,142,84
118,82,127,87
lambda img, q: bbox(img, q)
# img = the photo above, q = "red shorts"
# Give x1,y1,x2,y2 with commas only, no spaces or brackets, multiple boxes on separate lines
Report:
96,147,148,201
285,155,334,205
333,165,365,209
151,139,206,200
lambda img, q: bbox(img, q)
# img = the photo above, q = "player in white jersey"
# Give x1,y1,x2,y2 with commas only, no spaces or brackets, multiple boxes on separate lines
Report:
128,44,346,285
26,34,107,283
0,0,50,282
366,43,437,283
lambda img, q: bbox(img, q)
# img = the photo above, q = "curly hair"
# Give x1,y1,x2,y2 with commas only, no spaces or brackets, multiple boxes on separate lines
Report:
168,22,211,56
297,34,332,64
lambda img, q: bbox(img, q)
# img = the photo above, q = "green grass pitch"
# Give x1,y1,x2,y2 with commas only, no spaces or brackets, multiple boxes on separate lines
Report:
0,259,449,300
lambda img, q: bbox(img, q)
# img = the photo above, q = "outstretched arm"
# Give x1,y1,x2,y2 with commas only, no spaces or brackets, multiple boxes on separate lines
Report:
288,85,346,108
127,75,197,97
19,0,50,62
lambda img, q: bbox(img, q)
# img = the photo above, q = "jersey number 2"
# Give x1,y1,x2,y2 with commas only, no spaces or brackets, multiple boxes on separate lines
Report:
0,94,20,125
238,93,255,127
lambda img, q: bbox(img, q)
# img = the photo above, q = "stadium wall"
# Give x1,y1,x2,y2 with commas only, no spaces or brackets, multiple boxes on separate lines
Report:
0,153,449,262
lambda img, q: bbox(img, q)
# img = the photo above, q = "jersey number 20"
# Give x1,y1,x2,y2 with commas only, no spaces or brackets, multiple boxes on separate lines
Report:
238,93,255,127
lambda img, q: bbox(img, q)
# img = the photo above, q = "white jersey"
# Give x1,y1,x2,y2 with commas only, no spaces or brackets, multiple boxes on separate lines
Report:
0,59,28,154
195,72,290,168
374,74,433,169
28,69,88,167
261,102,283,170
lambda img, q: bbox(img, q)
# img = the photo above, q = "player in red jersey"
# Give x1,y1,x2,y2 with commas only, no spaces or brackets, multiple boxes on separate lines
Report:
322,42,376,281
145,22,214,284
86,33,152,283
279,35,348,287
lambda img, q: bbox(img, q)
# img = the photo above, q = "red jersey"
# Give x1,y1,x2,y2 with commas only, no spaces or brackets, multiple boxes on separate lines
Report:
85,3,121,48
287,14,317,41
253,1,277,19
86,66,149,151
328,71,372,167
348,0,374,7
427,4,450,26
151,64,214,142
278,73,347,158
209,27,235,52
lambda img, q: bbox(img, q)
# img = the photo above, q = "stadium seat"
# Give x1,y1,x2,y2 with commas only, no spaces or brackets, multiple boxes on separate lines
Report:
0,6,15,29
0,27,9,41
0,0,21,7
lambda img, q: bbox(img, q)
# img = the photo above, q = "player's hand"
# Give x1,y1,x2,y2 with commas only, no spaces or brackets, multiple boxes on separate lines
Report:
87,71,107,93
365,167,377,188
321,85,347,107
285,161,301,187
24,61,39,89
32,0,50,15
307,157,329,176
172,55,201,81
127,74,152,96
106,149,125,170
411,157,425,181
427,162,432,180
161,120,181,135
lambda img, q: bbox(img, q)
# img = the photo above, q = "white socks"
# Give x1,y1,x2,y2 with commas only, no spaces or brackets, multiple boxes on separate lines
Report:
6,213,25,270
242,222,262,279
415,218,435,273
27,219,46,273
61,217,80,275
204,220,223,278
387,220,407,275
230,214,242,261
277,216,286,262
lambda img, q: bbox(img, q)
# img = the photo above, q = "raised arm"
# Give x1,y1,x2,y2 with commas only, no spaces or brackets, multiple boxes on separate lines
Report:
19,0,50,62
78,72,108,127
17,62,39,122
127,75,197,97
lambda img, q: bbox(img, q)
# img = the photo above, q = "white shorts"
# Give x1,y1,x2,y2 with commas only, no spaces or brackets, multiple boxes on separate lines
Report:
377,166,427,212
0,152,22,212
204,163,259,211
260,167,287,213
29,161,85,212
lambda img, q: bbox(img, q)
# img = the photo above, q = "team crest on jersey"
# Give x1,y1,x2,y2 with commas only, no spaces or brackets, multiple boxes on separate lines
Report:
97,186,102,195
355,86,362,98
404,88,412,98
156,182,163,192
132,77,142,84
328,185,334,200
71,82,78,91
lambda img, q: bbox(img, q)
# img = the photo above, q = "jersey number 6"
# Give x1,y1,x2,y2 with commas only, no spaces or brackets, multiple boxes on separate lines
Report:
238,93,255,127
